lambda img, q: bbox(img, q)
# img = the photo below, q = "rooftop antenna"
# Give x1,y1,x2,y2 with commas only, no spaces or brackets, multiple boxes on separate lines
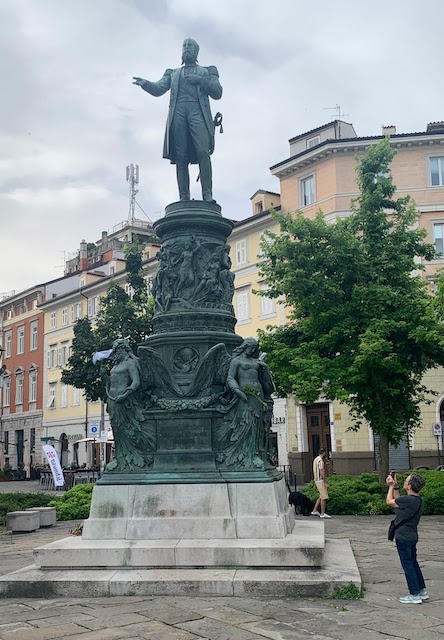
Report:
323,104,349,139
126,164,139,224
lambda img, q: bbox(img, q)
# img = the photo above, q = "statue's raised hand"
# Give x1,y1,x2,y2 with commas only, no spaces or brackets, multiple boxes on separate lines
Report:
132,77,145,86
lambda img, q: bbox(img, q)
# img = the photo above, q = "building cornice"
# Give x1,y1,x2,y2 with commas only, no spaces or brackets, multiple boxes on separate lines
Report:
270,132,444,179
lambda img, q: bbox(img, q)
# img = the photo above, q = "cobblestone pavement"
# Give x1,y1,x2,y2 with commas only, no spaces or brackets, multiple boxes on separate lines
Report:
0,515,443,639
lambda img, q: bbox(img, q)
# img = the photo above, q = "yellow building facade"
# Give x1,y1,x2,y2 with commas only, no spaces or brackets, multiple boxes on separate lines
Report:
229,120,444,480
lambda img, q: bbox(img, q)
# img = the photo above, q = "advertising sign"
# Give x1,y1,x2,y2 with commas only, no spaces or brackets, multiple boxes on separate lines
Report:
42,444,65,487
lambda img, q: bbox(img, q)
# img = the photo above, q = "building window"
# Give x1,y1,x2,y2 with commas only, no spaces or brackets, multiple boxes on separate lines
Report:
430,157,444,187
5,331,12,358
62,307,68,326
48,384,56,409
255,201,264,214
258,229,274,258
433,223,444,256
3,377,10,407
30,428,35,452
47,345,58,370
72,387,80,406
260,285,276,318
235,239,248,266
15,374,23,405
29,369,37,403
71,303,82,323
125,284,134,299
4,431,9,454
61,384,68,408
50,311,57,329
236,287,251,323
17,326,25,355
30,321,38,351
300,174,315,206
79,278,85,289
307,135,320,149
88,297,99,318
60,342,69,367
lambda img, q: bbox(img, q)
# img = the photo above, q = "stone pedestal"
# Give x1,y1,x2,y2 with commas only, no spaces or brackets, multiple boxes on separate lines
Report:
82,477,294,540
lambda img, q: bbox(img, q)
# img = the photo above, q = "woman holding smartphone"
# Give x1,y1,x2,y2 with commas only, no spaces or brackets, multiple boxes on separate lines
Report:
386,471,427,604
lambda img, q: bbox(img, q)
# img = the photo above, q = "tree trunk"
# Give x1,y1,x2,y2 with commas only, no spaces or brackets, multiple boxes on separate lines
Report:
378,432,390,484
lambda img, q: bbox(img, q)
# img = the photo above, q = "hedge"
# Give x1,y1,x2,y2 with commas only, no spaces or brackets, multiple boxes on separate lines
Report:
302,470,444,515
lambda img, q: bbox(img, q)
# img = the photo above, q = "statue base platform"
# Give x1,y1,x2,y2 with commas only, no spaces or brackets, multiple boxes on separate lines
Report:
0,478,362,598
0,537,361,599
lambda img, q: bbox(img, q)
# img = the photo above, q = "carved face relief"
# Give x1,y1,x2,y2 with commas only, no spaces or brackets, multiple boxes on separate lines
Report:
173,347,199,373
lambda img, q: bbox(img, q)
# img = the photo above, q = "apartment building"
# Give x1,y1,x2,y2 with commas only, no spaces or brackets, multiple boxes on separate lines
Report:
231,120,444,480
0,286,45,474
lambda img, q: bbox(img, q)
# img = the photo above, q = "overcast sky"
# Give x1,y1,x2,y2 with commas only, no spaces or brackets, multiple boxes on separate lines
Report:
1,0,444,294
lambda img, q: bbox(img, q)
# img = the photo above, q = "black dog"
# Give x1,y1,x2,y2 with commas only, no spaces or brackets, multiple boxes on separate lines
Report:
288,491,313,516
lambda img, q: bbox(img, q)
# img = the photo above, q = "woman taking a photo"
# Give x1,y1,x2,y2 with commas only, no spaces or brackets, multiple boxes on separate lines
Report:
386,471,427,604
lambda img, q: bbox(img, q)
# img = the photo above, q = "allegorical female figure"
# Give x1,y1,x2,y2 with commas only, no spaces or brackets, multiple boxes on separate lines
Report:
102,339,154,471
215,338,275,469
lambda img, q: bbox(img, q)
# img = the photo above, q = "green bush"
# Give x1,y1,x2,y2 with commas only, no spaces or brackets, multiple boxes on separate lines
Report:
301,470,444,515
0,492,55,526
49,483,94,521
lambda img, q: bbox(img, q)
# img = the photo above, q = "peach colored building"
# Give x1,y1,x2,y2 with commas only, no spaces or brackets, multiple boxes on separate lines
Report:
231,120,444,480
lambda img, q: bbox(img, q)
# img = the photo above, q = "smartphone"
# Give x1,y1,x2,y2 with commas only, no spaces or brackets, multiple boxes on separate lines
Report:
390,470,396,478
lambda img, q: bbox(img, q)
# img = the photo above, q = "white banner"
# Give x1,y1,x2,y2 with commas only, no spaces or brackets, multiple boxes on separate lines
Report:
42,444,65,487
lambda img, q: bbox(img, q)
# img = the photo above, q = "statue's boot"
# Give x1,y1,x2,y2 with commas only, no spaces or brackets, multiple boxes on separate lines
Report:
176,164,190,201
199,155,215,202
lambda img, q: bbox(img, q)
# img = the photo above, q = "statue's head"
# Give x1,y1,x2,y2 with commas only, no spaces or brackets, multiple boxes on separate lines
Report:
182,38,199,64
234,338,260,358
112,338,131,360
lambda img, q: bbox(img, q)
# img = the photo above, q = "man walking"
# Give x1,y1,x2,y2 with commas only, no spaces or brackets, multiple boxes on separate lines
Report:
133,38,222,202
311,448,332,519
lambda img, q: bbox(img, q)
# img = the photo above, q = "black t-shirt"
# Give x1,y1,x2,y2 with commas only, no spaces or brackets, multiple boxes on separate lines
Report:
394,495,423,541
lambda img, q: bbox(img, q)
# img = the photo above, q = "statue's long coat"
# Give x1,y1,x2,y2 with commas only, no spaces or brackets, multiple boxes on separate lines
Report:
141,65,222,165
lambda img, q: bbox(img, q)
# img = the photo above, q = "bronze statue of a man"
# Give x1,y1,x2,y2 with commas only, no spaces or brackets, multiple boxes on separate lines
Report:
133,38,222,202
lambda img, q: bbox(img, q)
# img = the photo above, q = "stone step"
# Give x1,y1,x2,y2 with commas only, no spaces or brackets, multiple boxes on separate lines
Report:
0,539,361,599
34,521,324,570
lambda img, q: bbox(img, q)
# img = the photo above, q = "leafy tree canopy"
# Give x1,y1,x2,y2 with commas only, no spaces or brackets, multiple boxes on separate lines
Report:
62,240,154,401
259,139,444,477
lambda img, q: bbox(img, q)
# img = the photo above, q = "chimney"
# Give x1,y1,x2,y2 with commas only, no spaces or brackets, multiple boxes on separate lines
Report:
427,122,444,133
382,125,396,136
79,240,88,271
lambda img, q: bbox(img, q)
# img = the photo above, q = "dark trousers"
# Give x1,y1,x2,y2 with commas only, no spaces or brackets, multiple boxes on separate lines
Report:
396,538,426,595
170,100,212,201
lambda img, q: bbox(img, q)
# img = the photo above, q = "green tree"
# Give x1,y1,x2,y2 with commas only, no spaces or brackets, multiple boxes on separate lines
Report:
259,139,444,482
62,241,154,401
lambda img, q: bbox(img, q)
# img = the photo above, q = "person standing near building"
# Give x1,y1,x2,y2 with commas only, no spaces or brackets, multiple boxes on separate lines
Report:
386,472,428,604
311,448,332,519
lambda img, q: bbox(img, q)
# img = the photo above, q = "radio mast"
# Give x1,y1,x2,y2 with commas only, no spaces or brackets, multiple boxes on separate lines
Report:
126,164,139,224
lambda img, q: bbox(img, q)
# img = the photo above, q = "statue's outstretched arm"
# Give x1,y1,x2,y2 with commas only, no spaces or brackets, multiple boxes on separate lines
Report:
133,69,173,97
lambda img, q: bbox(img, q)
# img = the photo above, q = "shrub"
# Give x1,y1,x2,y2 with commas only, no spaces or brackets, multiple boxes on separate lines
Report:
49,483,94,521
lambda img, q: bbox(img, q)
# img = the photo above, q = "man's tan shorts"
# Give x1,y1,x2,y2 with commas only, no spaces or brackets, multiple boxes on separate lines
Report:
315,480,329,500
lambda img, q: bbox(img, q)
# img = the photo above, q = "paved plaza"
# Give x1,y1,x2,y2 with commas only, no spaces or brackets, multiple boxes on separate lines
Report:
0,505,443,640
